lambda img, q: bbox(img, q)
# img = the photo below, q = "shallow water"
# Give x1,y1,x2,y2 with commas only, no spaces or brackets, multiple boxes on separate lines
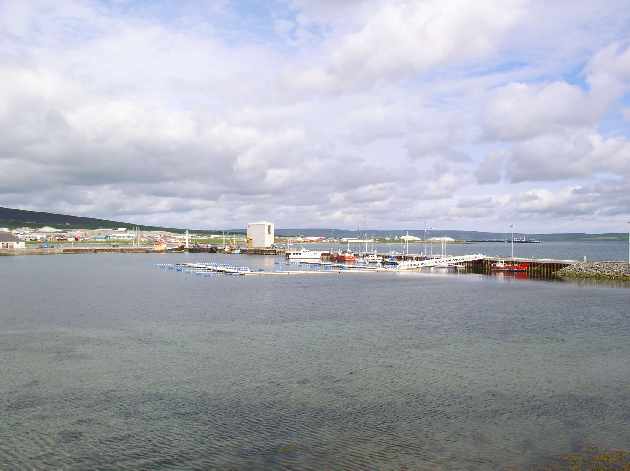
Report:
1,252,629,470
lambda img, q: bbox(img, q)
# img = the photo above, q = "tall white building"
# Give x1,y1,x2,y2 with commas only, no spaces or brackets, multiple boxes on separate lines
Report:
246,221,274,248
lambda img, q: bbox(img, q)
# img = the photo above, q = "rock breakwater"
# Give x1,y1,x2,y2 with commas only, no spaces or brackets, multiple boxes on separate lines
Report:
558,261,630,280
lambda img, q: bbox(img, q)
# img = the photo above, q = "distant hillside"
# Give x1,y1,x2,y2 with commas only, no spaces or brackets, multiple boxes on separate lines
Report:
0,207,186,232
274,228,627,241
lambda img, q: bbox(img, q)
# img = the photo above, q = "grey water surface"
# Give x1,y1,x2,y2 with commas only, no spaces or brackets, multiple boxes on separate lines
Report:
1,251,629,470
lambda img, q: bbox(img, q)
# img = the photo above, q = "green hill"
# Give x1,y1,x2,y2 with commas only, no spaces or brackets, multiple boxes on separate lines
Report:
0,207,186,232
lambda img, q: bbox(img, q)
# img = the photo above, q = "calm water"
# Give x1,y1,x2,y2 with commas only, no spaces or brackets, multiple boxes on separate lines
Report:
1,250,629,470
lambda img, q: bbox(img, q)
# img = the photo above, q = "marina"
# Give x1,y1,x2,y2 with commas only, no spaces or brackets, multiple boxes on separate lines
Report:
157,252,583,280
7,238,622,281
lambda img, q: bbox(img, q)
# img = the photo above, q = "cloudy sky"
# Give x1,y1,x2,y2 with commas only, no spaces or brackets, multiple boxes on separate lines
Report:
1,0,629,232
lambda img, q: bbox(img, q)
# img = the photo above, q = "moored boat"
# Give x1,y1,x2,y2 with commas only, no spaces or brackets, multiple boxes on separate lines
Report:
332,251,356,263
286,248,324,261
382,256,400,266
364,252,383,263
491,260,529,272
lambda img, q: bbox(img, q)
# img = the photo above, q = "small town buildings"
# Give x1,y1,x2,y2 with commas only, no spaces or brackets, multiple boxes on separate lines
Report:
304,236,326,242
110,232,136,241
0,232,26,250
246,221,274,248
341,237,375,243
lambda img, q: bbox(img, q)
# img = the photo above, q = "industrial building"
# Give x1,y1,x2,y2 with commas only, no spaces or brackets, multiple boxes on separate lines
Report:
246,222,274,248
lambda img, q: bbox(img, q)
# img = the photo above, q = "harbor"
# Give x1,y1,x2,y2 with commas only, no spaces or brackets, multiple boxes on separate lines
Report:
3,221,629,282
5,241,626,282
156,253,586,281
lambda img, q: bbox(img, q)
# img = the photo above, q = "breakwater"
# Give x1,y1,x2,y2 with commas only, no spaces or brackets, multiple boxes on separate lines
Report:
558,261,630,280
62,247,160,254
1,247,163,256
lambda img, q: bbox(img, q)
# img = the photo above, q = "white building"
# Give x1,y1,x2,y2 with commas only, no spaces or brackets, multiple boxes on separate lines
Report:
429,236,455,242
246,221,274,248
0,232,26,250
401,234,421,242
39,226,61,233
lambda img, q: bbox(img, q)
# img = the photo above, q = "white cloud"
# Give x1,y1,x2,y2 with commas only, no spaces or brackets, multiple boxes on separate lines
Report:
586,41,630,97
287,0,525,92
475,152,507,184
484,82,595,141
0,1,629,231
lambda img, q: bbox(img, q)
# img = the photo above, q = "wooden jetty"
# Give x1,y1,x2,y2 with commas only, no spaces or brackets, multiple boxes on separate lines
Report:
242,247,286,255
462,256,575,278
62,247,162,254
320,252,576,278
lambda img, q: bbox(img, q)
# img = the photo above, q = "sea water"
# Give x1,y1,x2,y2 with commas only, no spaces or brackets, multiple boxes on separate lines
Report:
1,250,629,470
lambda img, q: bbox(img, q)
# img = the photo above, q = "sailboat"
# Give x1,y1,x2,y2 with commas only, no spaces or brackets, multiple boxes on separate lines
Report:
230,234,241,254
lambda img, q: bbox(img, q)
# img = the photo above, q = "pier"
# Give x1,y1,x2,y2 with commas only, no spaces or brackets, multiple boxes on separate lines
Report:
161,262,386,276
62,247,162,254
242,247,286,255
318,251,577,277
463,256,575,278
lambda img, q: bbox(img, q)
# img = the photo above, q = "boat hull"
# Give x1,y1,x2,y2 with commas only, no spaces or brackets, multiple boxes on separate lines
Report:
492,263,529,272
331,252,356,263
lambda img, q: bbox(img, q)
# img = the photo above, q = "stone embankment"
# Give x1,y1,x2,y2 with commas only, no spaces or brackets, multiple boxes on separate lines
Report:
558,261,630,280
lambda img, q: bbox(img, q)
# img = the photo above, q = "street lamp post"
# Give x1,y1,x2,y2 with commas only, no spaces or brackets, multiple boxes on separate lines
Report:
627,221,630,268
510,224,514,260
424,224,428,257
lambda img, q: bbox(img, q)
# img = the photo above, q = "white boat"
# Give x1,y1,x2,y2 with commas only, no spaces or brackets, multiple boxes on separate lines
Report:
364,252,383,263
286,248,324,261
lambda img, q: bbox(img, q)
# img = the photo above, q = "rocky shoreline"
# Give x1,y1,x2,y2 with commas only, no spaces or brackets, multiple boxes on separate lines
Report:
558,261,630,280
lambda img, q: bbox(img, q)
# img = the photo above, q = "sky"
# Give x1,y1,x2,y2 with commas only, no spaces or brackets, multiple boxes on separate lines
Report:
1,0,629,232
